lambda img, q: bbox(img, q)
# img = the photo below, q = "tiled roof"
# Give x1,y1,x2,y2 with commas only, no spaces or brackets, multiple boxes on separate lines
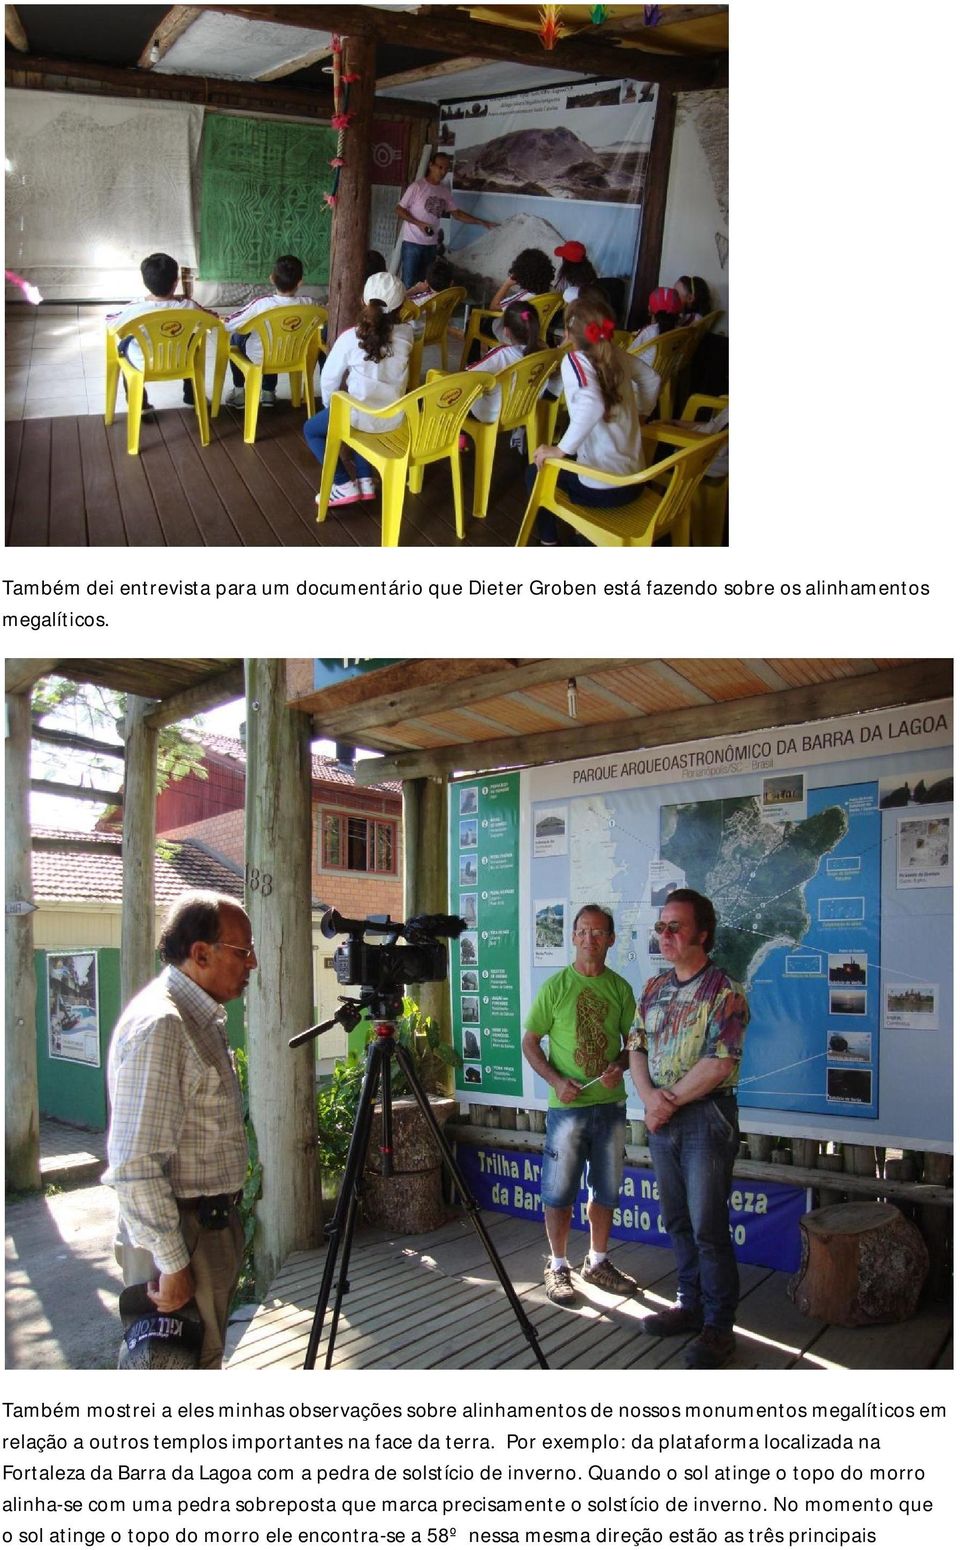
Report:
32,830,244,905
194,734,401,793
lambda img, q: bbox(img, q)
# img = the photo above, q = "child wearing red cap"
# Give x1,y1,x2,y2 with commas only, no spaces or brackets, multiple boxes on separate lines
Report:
631,285,683,350
553,240,599,305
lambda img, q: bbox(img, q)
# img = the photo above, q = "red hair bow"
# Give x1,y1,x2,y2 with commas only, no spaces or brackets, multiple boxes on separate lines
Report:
584,319,614,343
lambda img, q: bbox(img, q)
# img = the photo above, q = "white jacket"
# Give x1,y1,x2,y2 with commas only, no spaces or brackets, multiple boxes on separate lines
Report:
557,349,658,489
320,323,415,432
225,293,317,364
467,342,524,424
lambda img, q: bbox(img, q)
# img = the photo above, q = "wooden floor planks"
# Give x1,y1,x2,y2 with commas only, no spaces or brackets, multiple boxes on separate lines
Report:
5,402,532,547
227,1212,950,1373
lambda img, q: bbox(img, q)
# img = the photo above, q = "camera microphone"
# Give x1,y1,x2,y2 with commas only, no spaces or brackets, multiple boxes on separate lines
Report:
406,913,467,939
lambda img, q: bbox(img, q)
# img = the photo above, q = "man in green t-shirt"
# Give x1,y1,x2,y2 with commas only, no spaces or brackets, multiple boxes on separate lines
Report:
522,904,636,1306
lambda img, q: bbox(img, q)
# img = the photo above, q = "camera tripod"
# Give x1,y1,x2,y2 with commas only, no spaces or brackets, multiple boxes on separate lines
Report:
290,991,548,1371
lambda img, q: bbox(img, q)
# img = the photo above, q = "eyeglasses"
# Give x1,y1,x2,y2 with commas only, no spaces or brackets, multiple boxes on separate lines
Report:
212,942,257,964
574,928,612,939
653,921,685,936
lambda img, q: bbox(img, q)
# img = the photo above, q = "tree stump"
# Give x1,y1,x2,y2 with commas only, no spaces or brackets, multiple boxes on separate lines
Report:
361,1097,457,1234
789,1201,929,1325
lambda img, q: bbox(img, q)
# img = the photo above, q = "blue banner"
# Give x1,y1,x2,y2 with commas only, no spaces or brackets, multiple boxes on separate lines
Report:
456,1141,807,1273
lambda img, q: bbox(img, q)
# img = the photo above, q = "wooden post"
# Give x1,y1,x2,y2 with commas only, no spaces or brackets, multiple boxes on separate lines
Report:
630,85,677,330
244,659,321,1293
919,1151,952,1300
5,689,41,1190
120,696,157,1007
402,775,450,1049
326,32,376,342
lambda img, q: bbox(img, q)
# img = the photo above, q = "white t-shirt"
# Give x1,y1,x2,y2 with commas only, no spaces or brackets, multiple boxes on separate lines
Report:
106,296,203,373
557,349,658,489
225,293,316,364
320,323,415,432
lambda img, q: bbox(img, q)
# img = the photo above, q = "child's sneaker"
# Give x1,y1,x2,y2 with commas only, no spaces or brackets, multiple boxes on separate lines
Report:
358,478,376,500
260,389,276,407
318,480,361,508
225,387,245,407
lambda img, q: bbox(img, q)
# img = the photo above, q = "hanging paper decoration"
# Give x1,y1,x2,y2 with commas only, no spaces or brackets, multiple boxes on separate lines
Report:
5,268,42,304
590,5,608,22
324,33,362,212
537,5,565,50
643,5,663,25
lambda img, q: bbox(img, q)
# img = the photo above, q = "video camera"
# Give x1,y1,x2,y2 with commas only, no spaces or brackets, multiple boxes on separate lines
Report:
321,908,466,994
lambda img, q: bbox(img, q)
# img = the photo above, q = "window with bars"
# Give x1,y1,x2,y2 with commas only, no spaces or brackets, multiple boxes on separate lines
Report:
320,810,397,875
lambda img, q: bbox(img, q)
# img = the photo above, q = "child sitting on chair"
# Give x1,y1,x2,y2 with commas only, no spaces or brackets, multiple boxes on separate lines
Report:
528,295,660,546
631,284,683,350
463,301,543,429
224,254,310,409
406,255,453,306
488,248,554,343
553,240,599,304
303,271,414,509
675,274,711,327
107,252,205,413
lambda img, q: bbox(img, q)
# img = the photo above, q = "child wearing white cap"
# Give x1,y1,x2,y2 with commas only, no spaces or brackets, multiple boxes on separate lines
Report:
304,272,414,507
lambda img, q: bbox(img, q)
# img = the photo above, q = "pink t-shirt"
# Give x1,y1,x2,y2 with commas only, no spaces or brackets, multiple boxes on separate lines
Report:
399,177,457,246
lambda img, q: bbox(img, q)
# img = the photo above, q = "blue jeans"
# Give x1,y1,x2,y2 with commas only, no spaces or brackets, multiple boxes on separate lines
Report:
524,461,639,545
401,241,436,289
229,333,277,391
541,1101,626,1210
647,1092,741,1329
303,403,373,483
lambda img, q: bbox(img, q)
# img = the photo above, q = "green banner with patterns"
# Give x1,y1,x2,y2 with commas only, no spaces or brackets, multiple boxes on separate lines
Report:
199,113,336,284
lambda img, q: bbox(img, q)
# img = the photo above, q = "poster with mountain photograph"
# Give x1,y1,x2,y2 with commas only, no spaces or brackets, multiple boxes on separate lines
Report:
439,79,655,311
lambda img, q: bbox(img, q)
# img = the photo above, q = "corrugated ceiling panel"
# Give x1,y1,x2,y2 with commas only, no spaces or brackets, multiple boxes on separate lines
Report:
664,659,777,701
764,660,895,688
522,680,631,725
586,664,706,713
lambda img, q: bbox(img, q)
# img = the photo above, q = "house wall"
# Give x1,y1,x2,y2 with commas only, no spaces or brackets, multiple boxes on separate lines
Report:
155,759,245,831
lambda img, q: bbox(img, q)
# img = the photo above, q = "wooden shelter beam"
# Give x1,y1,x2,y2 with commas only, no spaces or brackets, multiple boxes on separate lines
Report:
326,31,376,342
354,662,954,784
209,5,723,88
144,665,247,729
32,835,123,856
120,698,158,1009
377,55,492,90
631,83,676,328
31,724,124,759
31,778,121,806
137,6,201,69
244,659,321,1293
306,658,640,739
5,689,41,1192
256,41,333,81
5,659,60,695
402,777,451,1049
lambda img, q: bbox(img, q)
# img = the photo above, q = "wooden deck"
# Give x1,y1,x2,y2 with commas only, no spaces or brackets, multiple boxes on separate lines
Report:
227,1210,952,1372
4,403,530,547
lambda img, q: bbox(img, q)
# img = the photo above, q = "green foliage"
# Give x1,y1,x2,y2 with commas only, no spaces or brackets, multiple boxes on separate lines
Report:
316,1053,364,1175
389,998,461,1099
31,675,209,797
231,1046,263,1307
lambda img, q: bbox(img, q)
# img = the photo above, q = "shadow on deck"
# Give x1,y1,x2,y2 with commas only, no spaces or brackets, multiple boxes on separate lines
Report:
228,1211,952,1372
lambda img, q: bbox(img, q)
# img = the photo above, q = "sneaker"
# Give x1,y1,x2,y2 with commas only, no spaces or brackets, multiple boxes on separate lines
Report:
225,387,245,407
321,480,362,508
543,1263,578,1307
579,1256,637,1296
358,477,376,500
683,1326,736,1369
641,1303,704,1337
182,385,195,406
260,389,276,407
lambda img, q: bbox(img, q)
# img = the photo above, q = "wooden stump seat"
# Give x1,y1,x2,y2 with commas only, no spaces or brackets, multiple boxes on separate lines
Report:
789,1201,929,1326
362,1097,457,1234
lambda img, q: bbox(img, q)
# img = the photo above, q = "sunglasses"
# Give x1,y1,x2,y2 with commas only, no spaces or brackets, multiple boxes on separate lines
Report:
653,921,685,936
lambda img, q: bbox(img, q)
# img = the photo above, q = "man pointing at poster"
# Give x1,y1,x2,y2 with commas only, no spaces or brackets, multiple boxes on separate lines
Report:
628,889,749,1369
396,151,497,288
522,904,636,1306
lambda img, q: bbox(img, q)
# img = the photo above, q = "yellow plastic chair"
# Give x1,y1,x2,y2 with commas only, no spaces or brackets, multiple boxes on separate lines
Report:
628,324,701,419
213,303,328,443
317,371,495,545
515,430,728,548
405,286,466,385
105,307,224,456
453,347,562,518
642,394,729,545
459,291,563,368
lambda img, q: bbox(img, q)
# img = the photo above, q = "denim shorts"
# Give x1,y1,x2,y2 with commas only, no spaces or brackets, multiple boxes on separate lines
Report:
541,1102,627,1210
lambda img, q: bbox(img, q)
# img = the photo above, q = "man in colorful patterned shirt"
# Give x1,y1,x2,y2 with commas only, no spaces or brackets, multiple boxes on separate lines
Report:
628,889,749,1369
523,904,637,1306
105,891,255,1369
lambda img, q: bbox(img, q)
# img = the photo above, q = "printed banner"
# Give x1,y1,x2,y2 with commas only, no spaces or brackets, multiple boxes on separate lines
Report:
439,78,656,311
199,113,336,283
458,1143,807,1274
449,773,523,1099
46,952,100,1067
